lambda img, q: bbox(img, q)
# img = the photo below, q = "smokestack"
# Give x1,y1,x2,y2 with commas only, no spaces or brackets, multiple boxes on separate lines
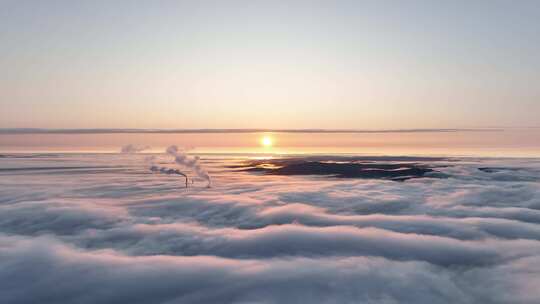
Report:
150,165,189,188
122,144,210,188
166,145,211,187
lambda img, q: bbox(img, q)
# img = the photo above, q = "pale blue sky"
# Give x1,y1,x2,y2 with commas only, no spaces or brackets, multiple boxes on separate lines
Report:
1,0,539,129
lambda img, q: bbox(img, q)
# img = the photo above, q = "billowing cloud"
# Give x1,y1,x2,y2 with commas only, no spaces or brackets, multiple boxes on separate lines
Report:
0,154,539,303
1,234,539,304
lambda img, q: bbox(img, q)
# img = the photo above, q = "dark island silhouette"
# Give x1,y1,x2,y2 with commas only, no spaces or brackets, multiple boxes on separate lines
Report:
233,156,448,181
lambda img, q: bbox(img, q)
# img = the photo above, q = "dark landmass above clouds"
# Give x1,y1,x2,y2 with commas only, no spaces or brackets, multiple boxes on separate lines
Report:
479,167,525,173
234,157,447,180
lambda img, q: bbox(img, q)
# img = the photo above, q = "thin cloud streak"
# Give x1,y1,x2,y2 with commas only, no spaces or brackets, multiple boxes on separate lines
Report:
0,128,504,135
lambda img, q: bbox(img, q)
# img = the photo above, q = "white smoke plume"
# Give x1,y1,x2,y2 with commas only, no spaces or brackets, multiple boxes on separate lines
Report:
120,146,190,187
142,151,193,188
166,145,211,187
149,165,190,187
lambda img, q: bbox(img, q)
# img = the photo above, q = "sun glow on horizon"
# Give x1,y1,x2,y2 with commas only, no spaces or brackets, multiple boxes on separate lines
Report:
261,136,273,148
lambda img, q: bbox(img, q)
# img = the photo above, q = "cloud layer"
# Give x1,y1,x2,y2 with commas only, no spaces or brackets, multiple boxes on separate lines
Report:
1,154,539,303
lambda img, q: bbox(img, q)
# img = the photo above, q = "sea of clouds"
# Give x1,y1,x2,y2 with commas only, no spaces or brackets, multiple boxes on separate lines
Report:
1,153,540,303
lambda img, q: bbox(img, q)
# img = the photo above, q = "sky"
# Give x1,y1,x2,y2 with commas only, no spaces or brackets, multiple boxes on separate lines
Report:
1,0,540,130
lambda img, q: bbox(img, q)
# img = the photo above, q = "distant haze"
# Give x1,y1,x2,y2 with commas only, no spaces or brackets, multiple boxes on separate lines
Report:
1,128,539,157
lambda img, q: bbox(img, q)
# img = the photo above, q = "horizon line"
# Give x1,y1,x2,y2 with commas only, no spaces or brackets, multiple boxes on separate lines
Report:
0,128,506,135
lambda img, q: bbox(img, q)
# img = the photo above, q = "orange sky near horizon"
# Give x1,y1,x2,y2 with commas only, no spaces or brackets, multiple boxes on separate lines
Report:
1,129,539,157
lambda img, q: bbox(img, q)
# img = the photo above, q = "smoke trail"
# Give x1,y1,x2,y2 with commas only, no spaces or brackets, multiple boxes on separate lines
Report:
121,144,150,154
145,153,193,188
166,145,211,187
149,165,189,187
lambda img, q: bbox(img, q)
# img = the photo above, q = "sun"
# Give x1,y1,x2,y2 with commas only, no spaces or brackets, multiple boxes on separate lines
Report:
260,136,273,147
